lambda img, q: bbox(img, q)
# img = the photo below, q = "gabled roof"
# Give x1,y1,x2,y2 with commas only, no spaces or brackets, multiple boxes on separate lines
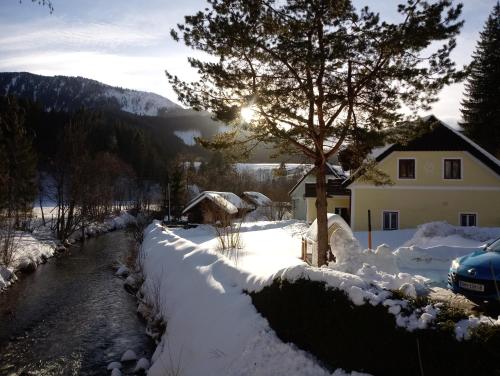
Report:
182,191,253,215
242,191,272,207
289,163,347,196
344,116,500,187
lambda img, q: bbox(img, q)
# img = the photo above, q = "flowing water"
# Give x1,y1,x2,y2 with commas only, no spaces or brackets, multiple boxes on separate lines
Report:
0,231,154,375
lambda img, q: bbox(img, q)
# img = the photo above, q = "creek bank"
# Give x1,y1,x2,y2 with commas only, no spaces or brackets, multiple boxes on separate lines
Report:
0,211,137,292
0,230,154,375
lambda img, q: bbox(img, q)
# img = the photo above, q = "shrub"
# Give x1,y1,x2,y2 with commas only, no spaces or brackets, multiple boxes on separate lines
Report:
250,278,500,376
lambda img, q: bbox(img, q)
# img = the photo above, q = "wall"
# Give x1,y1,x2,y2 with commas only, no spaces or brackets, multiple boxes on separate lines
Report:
350,151,500,231
306,196,350,224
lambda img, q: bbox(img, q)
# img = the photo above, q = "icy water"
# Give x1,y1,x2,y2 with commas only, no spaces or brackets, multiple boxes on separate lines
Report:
0,231,154,376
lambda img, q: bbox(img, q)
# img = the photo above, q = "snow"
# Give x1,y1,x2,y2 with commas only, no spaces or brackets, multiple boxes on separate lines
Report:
438,119,500,168
1,210,136,292
235,163,311,181
140,218,500,375
107,361,122,370
367,144,393,160
455,315,500,341
134,358,150,372
121,349,138,362
174,130,202,146
141,221,370,375
353,222,500,286
115,265,130,277
0,231,56,290
182,191,253,216
305,213,353,242
102,87,179,116
242,191,272,207
111,369,122,376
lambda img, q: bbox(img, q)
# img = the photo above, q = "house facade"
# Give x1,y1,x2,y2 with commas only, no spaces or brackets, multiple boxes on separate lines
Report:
289,163,350,223
290,117,500,231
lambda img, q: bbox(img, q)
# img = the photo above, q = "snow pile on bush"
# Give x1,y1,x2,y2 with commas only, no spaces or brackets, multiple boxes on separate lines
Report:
455,315,500,341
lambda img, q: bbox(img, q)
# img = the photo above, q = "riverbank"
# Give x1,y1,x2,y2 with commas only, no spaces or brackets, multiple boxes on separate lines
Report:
0,211,137,291
0,230,154,375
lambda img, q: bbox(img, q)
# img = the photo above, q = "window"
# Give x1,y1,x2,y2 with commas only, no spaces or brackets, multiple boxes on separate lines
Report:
383,211,399,230
398,159,415,179
460,213,477,227
444,159,461,179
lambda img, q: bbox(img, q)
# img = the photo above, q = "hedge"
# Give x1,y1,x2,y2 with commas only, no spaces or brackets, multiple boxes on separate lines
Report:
250,278,500,376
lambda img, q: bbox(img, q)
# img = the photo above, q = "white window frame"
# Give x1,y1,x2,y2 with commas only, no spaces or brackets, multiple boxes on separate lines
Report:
382,210,400,231
442,157,463,180
397,158,417,180
459,212,478,227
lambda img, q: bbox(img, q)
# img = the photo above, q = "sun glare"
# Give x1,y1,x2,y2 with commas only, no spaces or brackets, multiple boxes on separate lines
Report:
241,106,255,123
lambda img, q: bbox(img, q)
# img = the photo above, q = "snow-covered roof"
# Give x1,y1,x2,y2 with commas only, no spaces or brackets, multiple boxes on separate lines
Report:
305,213,353,243
368,144,394,160
438,119,500,168
242,191,272,207
182,191,253,215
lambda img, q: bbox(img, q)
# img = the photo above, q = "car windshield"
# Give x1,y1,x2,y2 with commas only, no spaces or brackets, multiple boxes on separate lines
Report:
486,238,500,252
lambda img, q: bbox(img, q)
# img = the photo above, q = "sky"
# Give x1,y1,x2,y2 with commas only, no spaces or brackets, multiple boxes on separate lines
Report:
0,0,498,126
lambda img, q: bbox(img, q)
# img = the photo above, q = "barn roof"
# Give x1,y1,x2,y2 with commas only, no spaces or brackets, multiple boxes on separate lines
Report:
242,191,272,207
182,191,253,215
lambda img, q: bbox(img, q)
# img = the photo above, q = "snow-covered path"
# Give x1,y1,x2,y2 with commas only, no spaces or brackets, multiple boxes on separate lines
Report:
142,221,368,376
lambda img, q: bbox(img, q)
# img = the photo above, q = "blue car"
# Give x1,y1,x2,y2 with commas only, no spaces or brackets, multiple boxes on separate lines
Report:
448,237,500,302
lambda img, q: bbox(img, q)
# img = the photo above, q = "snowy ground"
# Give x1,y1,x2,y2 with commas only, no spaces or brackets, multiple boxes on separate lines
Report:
355,222,500,286
0,210,137,291
140,219,500,376
142,220,375,376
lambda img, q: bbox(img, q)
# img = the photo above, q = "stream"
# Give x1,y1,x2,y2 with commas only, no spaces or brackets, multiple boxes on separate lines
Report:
0,230,154,376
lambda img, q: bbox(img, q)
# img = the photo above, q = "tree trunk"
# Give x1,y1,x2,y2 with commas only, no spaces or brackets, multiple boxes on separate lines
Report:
315,160,328,267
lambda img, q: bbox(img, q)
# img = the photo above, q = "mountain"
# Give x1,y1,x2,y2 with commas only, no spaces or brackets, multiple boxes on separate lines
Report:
0,72,181,117
0,71,300,162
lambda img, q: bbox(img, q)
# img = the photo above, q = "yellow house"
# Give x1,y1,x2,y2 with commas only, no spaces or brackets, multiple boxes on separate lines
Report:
291,117,500,231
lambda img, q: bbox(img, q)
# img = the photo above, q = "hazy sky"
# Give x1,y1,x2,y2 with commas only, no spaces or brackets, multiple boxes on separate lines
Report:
0,0,498,125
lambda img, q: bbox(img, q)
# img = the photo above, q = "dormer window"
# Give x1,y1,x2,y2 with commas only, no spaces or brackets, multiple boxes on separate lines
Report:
444,159,461,179
398,158,415,179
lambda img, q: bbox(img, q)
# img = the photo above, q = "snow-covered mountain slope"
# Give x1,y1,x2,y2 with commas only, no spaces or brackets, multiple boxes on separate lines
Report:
0,72,180,116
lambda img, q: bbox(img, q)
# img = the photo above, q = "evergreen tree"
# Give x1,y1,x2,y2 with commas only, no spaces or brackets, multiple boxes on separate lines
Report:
0,96,37,223
460,2,500,157
168,0,465,266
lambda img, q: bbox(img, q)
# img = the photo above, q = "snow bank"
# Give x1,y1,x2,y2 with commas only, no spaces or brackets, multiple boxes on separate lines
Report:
142,221,367,376
405,221,500,247
1,211,136,292
353,222,500,285
305,213,353,243
72,211,136,240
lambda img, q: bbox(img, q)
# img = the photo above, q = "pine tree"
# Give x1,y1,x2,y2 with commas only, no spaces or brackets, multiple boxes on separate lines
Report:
168,0,464,266
0,96,37,223
460,2,500,157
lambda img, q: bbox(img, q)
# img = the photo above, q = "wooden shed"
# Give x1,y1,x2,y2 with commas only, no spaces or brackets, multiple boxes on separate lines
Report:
182,191,253,224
